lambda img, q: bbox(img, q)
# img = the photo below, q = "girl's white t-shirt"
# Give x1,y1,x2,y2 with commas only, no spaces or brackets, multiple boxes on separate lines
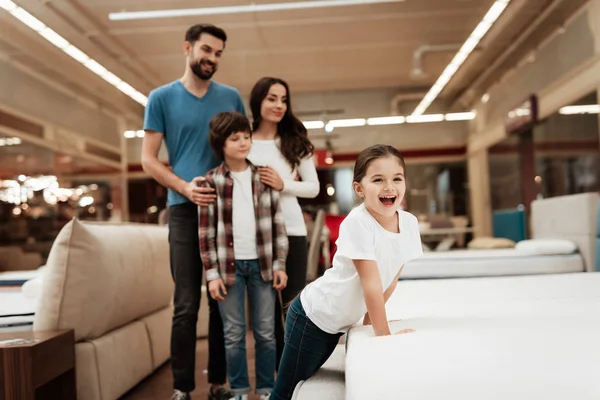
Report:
300,203,423,334
247,139,319,237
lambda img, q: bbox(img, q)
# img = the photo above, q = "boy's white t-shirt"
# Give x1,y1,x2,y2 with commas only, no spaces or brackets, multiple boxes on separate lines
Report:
300,203,423,334
230,167,258,260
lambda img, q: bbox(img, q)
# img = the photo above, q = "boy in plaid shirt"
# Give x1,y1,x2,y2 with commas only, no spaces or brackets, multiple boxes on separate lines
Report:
199,111,289,400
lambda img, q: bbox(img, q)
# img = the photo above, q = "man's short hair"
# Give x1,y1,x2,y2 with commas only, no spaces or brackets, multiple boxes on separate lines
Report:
185,24,227,44
209,112,252,160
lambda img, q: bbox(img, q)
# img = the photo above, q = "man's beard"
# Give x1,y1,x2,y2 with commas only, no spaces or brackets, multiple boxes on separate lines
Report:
190,59,216,80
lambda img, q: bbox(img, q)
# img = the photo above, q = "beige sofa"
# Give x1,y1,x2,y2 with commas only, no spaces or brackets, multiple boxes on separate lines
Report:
34,218,175,400
0,245,43,272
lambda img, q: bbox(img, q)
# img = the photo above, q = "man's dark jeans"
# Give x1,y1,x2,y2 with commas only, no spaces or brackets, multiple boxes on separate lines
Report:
168,202,226,392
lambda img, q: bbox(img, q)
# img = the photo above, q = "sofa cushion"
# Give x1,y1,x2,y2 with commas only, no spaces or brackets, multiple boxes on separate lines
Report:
92,321,153,400
34,218,173,341
75,342,102,400
0,246,42,272
142,306,173,369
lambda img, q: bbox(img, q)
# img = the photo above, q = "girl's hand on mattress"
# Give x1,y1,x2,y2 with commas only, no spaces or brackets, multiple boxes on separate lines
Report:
395,328,415,335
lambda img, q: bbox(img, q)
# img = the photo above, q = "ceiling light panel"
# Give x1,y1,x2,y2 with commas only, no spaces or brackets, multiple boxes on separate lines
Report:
412,0,511,116
0,1,148,107
126,112,475,137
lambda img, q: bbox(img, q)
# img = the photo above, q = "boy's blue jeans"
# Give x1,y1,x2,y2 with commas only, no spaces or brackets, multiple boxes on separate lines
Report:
218,259,276,396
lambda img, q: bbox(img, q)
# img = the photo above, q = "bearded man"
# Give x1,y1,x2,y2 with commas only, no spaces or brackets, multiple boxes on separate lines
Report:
142,24,245,400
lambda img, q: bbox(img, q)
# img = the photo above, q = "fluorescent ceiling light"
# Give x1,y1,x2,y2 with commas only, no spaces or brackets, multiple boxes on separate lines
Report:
559,105,600,115
303,121,325,130
117,81,137,97
327,118,366,128
63,45,89,63
10,7,45,30
367,116,405,125
406,114,445,123
0,0,17,12
84,59,108,76
38,27,69,49
101,71,122,86
109,0,403,21
445,111,476,121
124,112,474,138
411,0,511,116
0,137,22,146
0,2,148,107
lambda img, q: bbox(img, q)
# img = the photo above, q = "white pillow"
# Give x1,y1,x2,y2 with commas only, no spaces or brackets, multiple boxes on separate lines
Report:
21,275,43,299
467,237,516,249
515,239,577,255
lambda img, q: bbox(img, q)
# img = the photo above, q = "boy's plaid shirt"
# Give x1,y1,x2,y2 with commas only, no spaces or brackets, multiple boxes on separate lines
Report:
199,161,289,286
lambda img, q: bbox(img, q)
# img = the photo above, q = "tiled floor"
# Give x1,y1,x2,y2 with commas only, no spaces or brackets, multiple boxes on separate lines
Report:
122,336,261,400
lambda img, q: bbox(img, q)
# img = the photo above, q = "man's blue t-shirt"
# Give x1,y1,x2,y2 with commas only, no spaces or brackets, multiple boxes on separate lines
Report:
144,80,246,206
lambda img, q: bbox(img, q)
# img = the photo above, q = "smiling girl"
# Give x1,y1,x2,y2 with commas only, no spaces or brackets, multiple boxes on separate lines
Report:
269,144,424,400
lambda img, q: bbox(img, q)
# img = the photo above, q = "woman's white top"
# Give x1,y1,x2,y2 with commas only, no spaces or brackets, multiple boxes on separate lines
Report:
247,139,319,236
300,203,423,334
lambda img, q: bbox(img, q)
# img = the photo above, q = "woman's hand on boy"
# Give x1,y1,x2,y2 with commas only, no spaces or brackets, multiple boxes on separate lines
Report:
208,278,227,301
182,176,216,206
258,167,284,191
273,270,288,290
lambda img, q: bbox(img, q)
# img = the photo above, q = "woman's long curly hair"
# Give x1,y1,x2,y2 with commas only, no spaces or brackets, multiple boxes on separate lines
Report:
250,77,314,168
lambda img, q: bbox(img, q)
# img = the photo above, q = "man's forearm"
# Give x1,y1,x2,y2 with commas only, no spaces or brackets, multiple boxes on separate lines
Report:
142,157,187,194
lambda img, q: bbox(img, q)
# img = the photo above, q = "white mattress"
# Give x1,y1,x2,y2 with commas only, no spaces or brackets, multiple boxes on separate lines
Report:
402,248,584,279
345,273,600,400
0,289,36,331
0,289,37,318
0,269,41,285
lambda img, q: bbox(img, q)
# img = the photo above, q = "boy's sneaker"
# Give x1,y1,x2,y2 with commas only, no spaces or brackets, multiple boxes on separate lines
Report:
208,387,237,400
171,390,191,400
259,393,271,400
